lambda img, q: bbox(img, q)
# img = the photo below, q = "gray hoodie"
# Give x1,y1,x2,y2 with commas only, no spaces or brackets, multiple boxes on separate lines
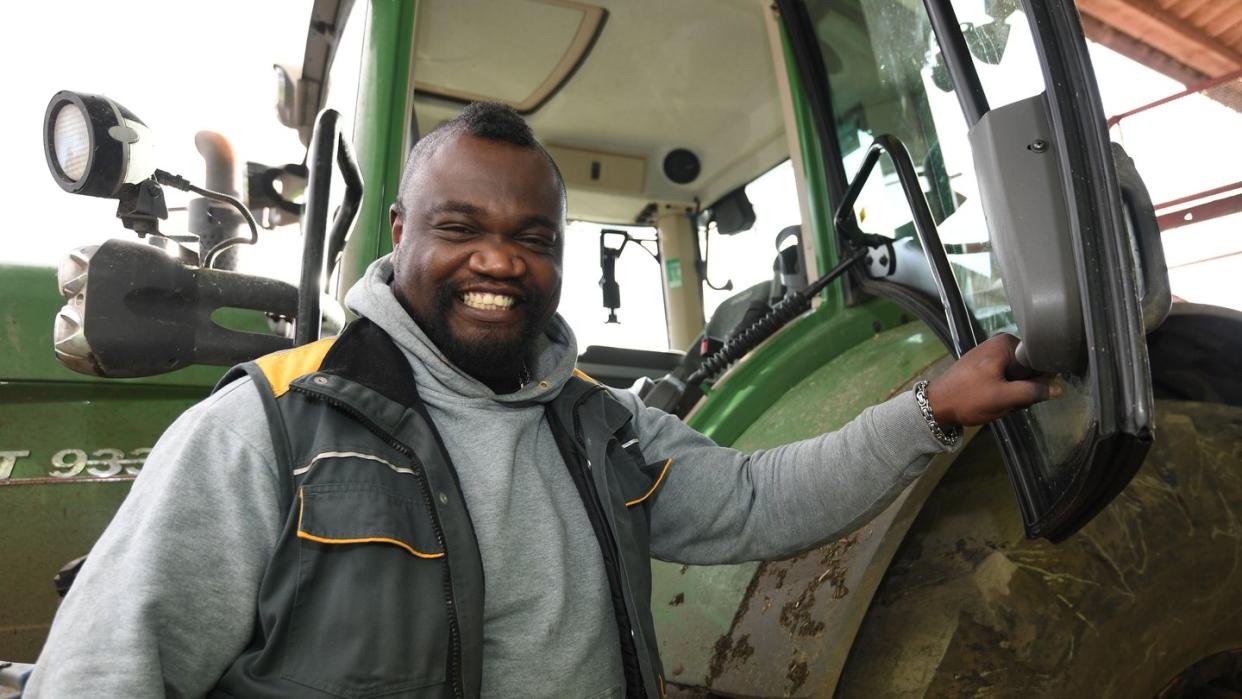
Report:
26,256,947,698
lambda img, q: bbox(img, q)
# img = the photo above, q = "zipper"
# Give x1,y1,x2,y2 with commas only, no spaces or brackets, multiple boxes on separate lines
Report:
291,381,464,698
559,386,649,698
572,385,605,466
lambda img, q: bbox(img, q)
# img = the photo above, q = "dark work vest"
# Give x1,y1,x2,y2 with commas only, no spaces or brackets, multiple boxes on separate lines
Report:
208,320,669,699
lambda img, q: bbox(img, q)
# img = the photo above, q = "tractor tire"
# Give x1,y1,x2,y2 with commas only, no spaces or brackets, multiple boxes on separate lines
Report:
834,400,1242,698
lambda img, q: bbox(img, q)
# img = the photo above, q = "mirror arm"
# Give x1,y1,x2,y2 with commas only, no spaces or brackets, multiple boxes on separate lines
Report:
834,135,979,358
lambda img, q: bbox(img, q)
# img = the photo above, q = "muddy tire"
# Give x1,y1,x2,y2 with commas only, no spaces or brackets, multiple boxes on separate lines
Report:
835,400,1242,698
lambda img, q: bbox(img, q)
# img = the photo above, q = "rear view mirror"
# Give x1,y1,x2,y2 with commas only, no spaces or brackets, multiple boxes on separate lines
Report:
707,186,756,235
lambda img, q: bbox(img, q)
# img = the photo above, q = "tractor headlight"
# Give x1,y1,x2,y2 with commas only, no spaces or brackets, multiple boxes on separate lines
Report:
43,90,155,198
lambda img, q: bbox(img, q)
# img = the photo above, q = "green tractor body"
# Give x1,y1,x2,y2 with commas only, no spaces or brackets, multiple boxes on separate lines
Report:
4,1,1242,695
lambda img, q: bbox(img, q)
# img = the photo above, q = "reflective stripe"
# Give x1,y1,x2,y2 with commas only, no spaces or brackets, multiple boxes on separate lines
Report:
620,438,639,449
295,488,444,559
293,450,415,477
625,458,672,507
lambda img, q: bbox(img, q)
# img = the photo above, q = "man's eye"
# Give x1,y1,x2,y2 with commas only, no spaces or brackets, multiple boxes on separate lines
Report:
521,234,556,249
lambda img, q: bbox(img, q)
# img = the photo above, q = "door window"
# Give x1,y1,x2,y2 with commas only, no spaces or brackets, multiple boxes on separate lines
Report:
796,0,1154,538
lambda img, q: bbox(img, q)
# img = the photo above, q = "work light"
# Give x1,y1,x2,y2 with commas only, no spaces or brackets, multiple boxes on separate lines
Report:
43,91,155,198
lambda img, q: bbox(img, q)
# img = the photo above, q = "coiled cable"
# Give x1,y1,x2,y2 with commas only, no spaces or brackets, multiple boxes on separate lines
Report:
687,247,869,384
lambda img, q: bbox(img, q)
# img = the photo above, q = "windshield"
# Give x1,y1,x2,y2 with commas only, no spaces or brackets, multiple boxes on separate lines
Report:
558,161,803,353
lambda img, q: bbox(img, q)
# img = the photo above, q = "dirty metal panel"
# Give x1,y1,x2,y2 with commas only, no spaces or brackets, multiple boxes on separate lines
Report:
705,430,972,696
0,481,135,662
835,400,1242,697
686,299,914,447
653,322,950,690
0,379,204,661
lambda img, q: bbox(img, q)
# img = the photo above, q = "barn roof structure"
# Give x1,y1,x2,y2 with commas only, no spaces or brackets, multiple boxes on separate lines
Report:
1077,0,1242,82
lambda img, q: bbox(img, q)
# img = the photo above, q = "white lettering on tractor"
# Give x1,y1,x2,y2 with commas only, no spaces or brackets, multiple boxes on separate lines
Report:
0,451,31,480
47,448,151,479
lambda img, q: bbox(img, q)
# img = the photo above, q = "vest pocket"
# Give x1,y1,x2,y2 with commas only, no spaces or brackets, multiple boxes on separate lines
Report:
283,483,449,697
620,458,672,508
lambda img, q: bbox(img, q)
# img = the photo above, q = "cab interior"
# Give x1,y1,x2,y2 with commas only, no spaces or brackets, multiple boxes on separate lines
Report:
401,0,814,390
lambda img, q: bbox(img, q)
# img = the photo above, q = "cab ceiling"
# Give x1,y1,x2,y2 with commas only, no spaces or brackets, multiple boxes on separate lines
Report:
1077,0,1242,83
409,0,786,224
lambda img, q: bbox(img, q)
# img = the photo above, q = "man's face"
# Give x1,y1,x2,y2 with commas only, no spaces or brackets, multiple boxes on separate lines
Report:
390,133,564,383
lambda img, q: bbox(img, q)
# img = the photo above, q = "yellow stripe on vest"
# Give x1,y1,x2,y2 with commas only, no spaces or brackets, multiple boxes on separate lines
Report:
254,337,337,397
295,488,444,559
625,458,673,507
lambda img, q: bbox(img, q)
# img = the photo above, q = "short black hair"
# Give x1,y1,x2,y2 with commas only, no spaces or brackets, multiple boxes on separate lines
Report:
393,101,566,217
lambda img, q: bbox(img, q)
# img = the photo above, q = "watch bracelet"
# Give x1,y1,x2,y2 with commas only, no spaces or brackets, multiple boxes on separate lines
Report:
914,380,961,448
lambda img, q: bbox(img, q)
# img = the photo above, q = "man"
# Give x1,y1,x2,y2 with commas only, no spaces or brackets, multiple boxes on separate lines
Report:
27,103,1051,698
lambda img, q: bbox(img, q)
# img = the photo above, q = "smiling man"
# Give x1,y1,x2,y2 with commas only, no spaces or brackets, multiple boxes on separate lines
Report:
388,112,566,394
27,103,1051,699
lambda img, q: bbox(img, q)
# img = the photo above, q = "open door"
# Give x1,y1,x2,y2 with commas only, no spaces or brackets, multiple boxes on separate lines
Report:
780,0,1164,540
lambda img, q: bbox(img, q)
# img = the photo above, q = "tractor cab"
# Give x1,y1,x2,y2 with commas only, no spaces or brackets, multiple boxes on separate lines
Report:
10,1,1240,694
45,0,1159,540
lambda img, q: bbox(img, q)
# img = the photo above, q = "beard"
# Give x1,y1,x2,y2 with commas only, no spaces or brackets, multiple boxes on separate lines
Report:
416,280,550,384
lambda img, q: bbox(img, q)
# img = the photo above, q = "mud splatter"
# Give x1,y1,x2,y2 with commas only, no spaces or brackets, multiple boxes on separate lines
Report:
669,592,685,607
786,656,809,694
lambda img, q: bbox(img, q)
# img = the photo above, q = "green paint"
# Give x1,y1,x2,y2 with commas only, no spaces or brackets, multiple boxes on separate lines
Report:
666,258,684,289
338,0,418,299
732,323,946,449
0,375,204,659
651,320,948,684
0,481,135,661
0,263,264,659
780,23,841,312
688,299,914,446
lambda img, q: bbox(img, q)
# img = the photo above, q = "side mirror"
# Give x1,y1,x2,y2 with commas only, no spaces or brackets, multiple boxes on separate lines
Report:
970,93,1084,373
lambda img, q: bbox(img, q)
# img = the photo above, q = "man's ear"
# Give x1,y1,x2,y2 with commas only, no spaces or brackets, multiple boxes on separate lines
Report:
390,204,403,250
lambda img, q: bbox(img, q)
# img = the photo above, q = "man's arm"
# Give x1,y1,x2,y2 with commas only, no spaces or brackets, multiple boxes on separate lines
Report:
617,333,1050,564
613,384,945,564
25,378,284,698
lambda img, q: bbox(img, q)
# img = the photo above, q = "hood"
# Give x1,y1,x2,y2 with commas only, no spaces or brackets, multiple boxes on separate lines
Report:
344,254,579,405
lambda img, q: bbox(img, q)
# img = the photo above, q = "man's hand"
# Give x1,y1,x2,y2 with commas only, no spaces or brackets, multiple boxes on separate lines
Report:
925,333,1060,427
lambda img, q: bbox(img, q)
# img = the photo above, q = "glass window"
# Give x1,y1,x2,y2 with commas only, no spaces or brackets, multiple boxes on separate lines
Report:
556,161,803,354
807,0,1048,339
559,221,670,352
808,0,1094,481
701,161,803,321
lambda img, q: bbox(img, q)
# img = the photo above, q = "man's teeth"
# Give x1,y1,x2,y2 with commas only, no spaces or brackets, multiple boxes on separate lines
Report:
461,292,516,310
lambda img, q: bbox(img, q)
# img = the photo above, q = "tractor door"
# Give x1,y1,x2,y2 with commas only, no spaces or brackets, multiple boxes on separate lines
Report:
780,0,1166,540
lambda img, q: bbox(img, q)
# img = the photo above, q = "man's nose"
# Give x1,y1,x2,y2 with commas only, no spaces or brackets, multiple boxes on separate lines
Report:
468,238,526,278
